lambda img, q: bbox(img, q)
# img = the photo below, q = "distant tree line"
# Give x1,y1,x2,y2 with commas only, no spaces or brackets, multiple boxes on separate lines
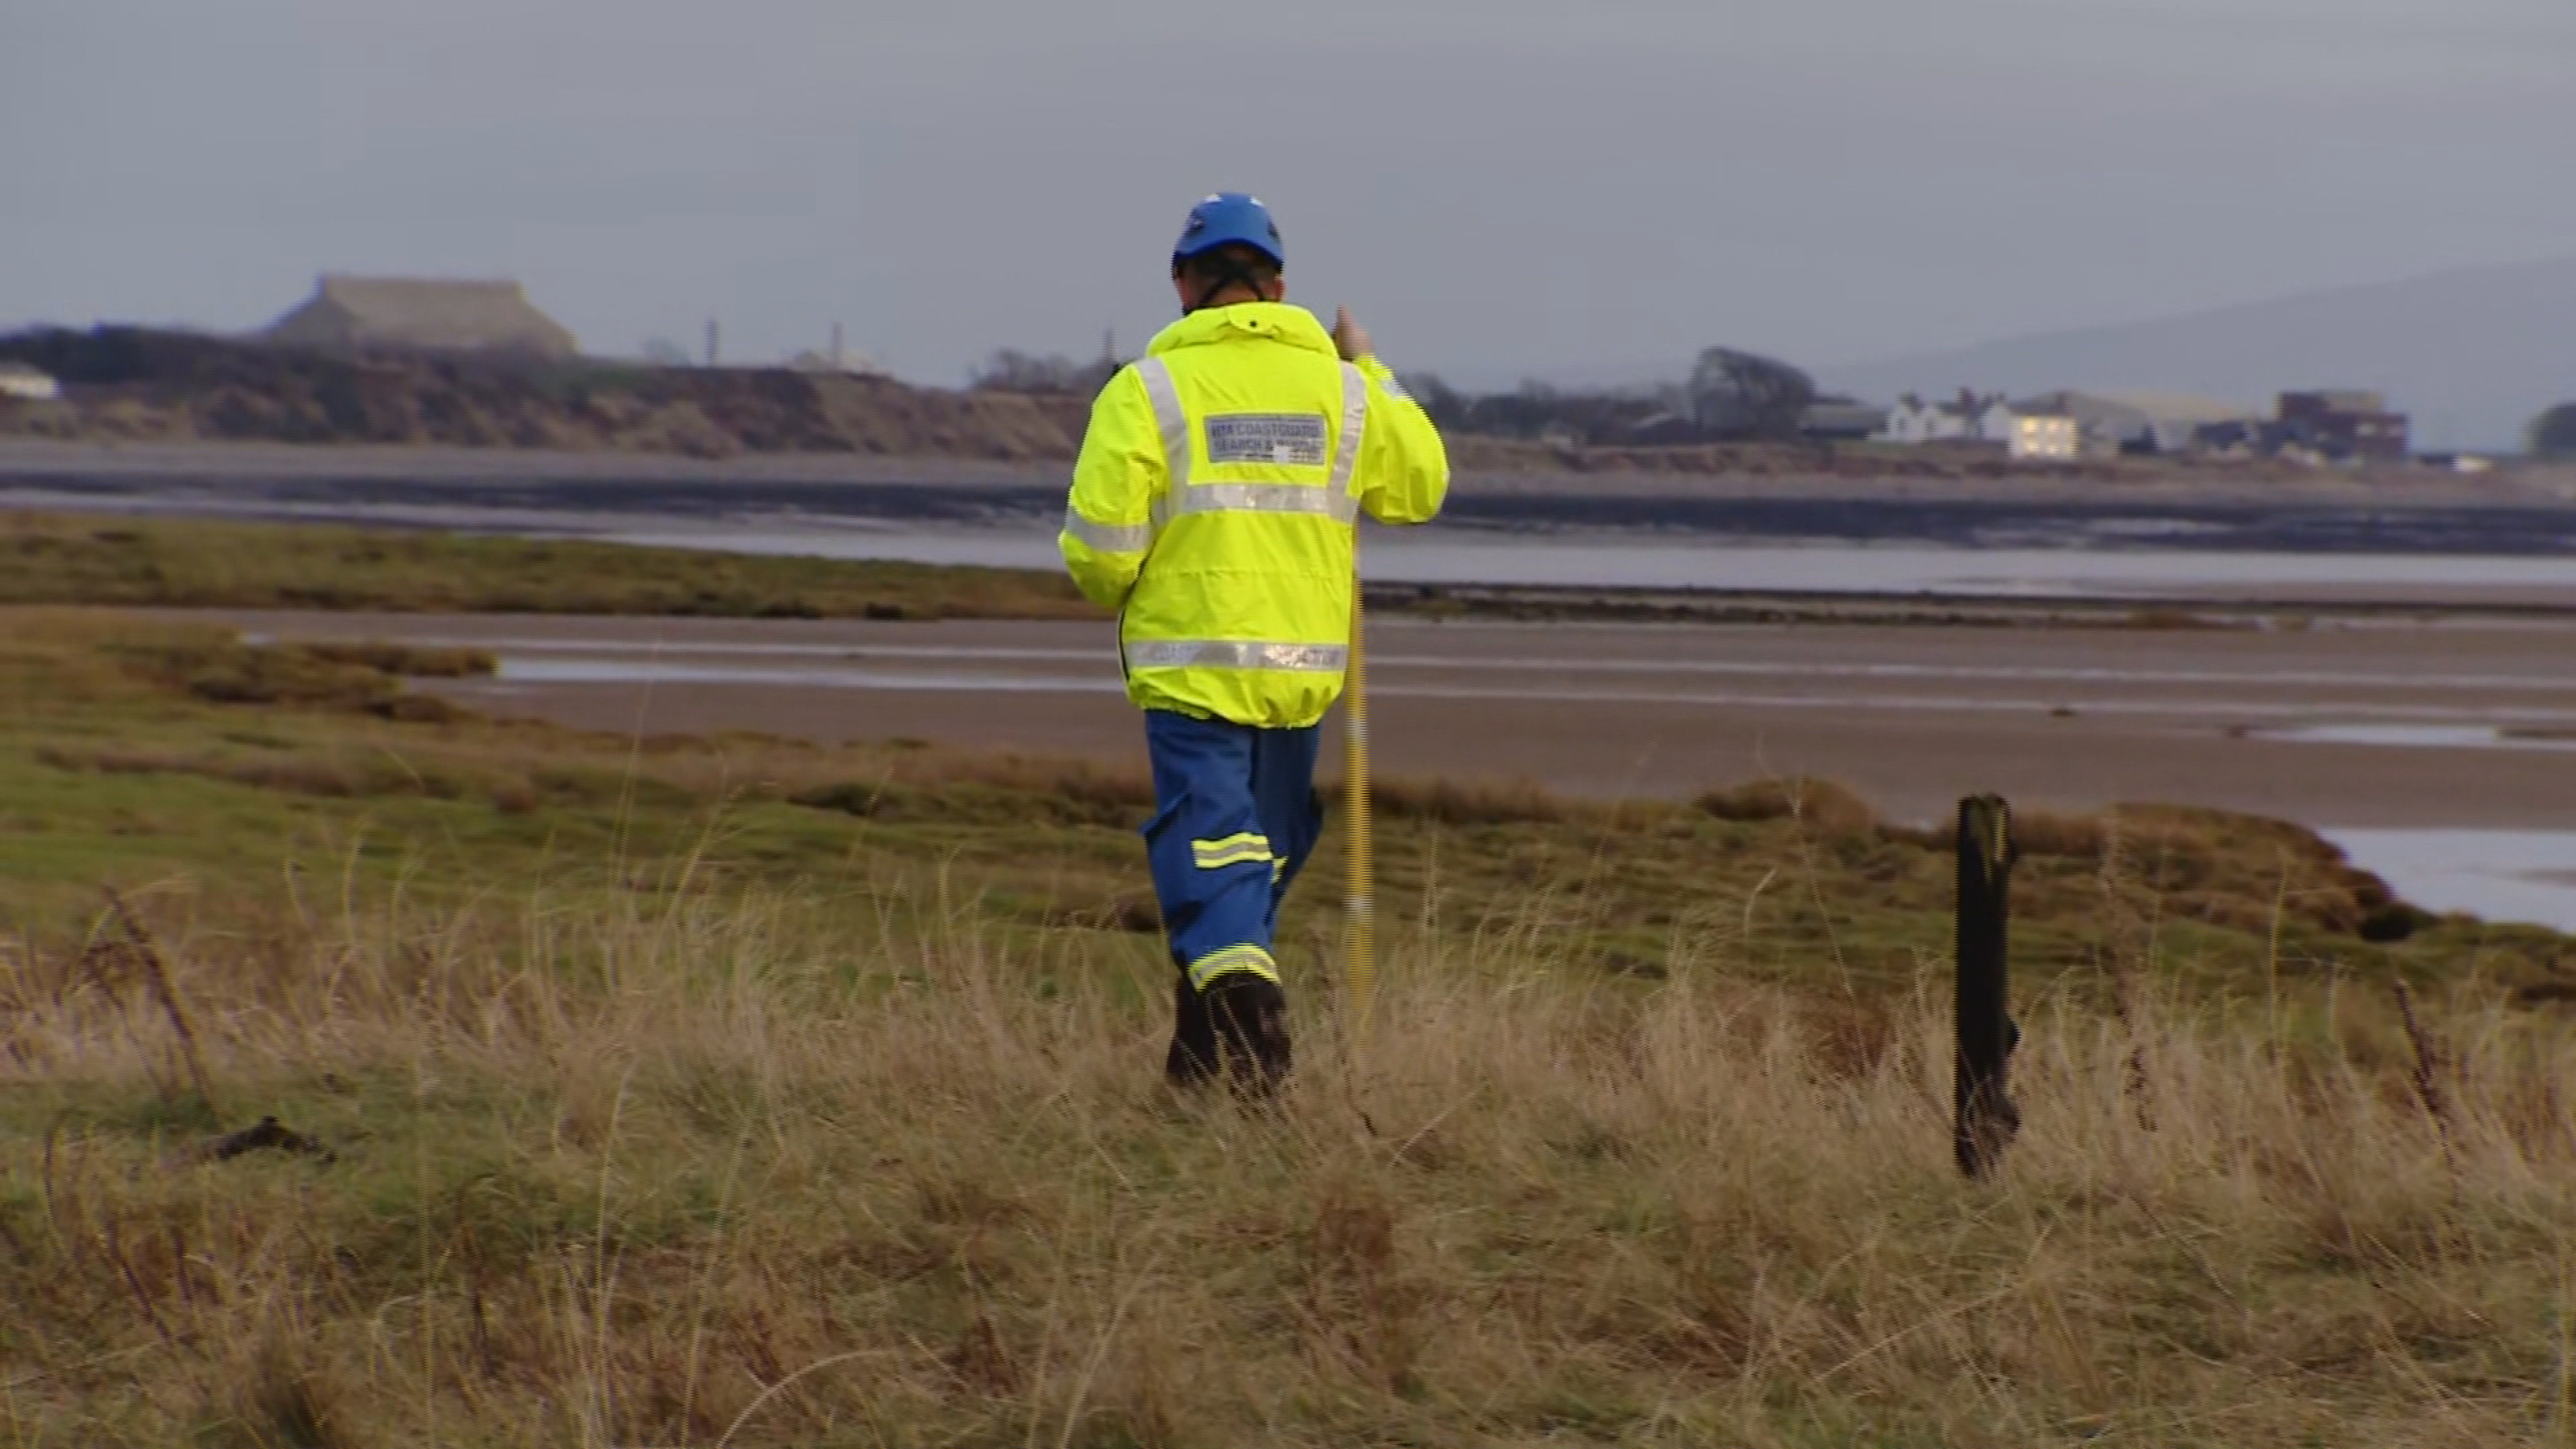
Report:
1400,349,1821,445
971,340,1826,445
969,346,1122,396
1396,376,1667,445
2532,403,2576,460
1425,347,1824,445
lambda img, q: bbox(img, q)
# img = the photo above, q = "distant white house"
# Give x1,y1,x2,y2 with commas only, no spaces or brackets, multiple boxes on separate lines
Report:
0,362,60,402
1880,396,1956,443
1882,396,1976,443
1880,393,2020,445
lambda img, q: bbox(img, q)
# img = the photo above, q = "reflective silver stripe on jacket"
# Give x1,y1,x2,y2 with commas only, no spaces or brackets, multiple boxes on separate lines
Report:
1133,357,1192,492
1328,362,1369,494
1161,483,1356,524
1061,506,1154,553
1124,640,1350,672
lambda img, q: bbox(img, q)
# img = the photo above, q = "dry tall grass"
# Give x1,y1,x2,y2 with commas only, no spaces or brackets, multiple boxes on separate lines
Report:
5,873,2573,1448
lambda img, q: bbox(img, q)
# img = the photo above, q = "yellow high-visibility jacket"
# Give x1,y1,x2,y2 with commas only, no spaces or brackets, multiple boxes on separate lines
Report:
1058,302,1449,729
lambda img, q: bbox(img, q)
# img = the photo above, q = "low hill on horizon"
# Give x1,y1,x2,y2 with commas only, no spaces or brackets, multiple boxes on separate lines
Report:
0,325,2153,484
1821,256,2576,451
0,325,1092,462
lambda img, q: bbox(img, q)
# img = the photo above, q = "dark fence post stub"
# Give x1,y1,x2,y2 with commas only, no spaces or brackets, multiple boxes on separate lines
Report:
1954,794,2023,1178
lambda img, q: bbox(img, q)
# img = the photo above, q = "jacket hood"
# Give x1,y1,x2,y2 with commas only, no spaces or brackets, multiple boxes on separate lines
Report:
1145,303,1337,359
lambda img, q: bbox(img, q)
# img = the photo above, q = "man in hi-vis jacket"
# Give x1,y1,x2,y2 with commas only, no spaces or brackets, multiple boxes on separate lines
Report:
1057,193,1449,1095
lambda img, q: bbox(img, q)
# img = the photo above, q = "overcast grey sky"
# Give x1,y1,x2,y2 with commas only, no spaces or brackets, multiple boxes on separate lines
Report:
5,0,2569,385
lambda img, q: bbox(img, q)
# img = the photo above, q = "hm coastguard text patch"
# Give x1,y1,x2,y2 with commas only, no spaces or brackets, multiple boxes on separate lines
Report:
1204,413,1330,467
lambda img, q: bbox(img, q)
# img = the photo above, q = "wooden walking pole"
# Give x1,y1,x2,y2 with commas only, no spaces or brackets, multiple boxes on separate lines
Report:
1344,583,1377,1053
1330,305,1381,1062
1954,794,2022,1178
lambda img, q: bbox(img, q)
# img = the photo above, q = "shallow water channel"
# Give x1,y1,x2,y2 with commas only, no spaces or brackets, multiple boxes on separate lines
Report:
605,524,2576,606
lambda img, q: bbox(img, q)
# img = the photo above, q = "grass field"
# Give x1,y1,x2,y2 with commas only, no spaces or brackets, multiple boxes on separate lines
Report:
5,603,2576,1446
0,511,1092,621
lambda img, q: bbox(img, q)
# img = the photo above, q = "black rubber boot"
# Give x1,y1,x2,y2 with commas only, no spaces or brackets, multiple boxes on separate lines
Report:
1165,967,1219,1087
1205,975,1293,1099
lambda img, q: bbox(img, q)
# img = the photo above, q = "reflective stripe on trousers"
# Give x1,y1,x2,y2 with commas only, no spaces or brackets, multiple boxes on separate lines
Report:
1187,943,1280,992
1192,832,1273,870
1141,710,1324,995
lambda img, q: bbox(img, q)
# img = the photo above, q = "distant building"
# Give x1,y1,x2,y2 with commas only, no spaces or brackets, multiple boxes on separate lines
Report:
1881,392,2013,445
264,274,579,358
2277,389,2410,462
0,362,60,401
2012,390,2258,455
1799,402,1892,441
2190,418,2269,456
2006,414,2080,462
1876,391,2086,458
1880,396,1964,444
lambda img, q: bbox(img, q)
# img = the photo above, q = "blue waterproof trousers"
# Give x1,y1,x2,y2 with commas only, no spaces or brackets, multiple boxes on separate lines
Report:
1141,708,1325,993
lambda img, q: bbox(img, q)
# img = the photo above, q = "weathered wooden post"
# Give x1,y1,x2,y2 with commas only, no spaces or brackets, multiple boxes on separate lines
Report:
1954,794,2022,1178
